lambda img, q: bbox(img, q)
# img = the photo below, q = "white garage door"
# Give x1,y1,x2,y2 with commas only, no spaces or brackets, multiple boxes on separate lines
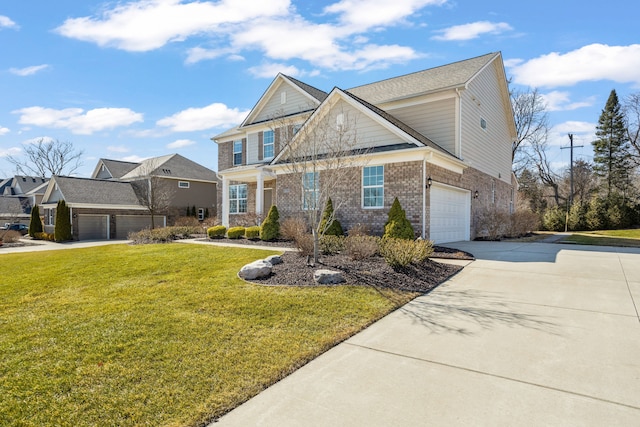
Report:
78,215,109,240
115,215,158,239
430,184,470,244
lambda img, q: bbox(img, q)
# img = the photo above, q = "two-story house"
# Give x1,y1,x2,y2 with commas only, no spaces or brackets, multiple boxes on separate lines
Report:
213,52,516,243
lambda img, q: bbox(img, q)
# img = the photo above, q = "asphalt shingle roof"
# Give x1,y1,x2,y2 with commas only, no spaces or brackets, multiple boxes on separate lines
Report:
121,154,218,182
284,75,329,102
100,159,140,178
53,176,143,206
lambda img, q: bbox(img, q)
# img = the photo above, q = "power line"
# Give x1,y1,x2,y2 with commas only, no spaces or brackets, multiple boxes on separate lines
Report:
560,133,584,207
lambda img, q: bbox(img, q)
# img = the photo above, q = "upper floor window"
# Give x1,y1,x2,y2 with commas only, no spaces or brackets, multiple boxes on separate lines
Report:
480,118,487,130
281,91,287,104
233,140,242,166
178,181,190,189
229,184,247,214
302,172,319,210
293,124,302,134
336,113,344,130
263,130,274,160
362,165,384,208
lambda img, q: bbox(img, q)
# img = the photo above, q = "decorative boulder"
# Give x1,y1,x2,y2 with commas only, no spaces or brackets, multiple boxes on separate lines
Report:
265,255,283,265
239,260,272,280
313,269,345,285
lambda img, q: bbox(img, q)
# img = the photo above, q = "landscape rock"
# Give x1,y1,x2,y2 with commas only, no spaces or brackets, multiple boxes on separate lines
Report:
265,255,283,265
313,269,345,285
239,260,272,280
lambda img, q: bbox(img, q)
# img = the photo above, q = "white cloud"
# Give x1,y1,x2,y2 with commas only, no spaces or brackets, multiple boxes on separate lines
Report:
248,63,302,78
120,155,148,163
432,21,512,41
13,106,144,135
509,44,640,88
548,121,596,147
55,0,291,51
0,126,9,136
107,145,130,153
157,103,249,132
167,139,196,149
9,64,50,76
0,147,21,157
0,15,18,29
55,0,443,72
541,91,595,112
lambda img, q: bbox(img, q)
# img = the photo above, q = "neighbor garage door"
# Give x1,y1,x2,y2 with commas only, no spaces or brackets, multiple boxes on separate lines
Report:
78,214,109,240
115,215,159,239
430,184,470,244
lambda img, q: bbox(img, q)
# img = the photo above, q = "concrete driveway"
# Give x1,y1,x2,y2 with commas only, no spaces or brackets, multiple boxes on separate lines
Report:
214,240,640,426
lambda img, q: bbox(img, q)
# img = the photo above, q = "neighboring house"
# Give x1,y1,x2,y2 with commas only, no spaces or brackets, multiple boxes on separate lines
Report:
213,52,516,243
0,176,49,225
40,154,219,240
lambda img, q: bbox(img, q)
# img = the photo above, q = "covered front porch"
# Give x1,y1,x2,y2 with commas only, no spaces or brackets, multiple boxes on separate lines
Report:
219,165,277,227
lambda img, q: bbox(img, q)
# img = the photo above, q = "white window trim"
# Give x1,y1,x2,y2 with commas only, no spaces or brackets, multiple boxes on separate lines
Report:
233,140,242,166
178,181,190,189
362,165,384,209
229,184,247,214
263,130,274,160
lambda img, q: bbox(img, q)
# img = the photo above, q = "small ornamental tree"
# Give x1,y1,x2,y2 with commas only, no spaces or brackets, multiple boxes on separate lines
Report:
260,205,280,241
384,197,415,240
29,204,43,237
319,198,343,236
54,200,72,242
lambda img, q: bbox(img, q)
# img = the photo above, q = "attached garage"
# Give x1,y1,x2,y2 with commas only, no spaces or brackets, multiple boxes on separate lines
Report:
115,215,163,239
77,214,109,240
429,184,470,244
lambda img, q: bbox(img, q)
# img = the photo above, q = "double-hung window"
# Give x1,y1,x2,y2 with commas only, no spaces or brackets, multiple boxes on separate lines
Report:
263,130,274,160
302,172,319,210
233,140,242,166
362,165,384,208
229,184,247,214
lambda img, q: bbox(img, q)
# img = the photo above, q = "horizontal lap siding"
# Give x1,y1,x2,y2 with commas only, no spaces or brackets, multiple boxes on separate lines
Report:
254,83,313,123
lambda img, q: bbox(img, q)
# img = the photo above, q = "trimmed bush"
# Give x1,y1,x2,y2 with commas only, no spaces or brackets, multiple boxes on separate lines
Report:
344,235,379,260
475,207,509,240
319,198,343,236
245,226,261,240
347,223,371,237
54,200,72,242
508,209,541,237
383,197,414,240
0,230,22,243
207,225,227,238
293,233,314,257
29,205,43,237
379,237,433,268
260,205,280,241
227,226,246,239
280,217,307,241
320,235,345,255
34,232,55,241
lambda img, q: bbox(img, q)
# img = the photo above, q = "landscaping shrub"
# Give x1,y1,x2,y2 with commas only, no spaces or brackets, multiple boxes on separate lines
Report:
347,223,371,236
475,207,510,240
207,225,226,238
0,230,22,243
29,205,43,237
54,200,72,242
344,234,379,260
34,232,55,241
585,197,606,231
508,209,540,237
542,205,566,232
128,226,196,244
245,226,261,240
280,217,308,241
318,198,344,236
293,233,314,257
260,205,280,241
383,197,414,240
378,237,433,268
320,235,345,255
173,216,200,227
567,203,588,231
227,226,246,239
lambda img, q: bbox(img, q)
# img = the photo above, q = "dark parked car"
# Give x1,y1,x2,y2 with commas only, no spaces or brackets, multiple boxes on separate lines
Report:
1,223,28,235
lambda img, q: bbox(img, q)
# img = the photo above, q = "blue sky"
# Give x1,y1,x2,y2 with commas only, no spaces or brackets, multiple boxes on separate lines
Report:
1,0,639,177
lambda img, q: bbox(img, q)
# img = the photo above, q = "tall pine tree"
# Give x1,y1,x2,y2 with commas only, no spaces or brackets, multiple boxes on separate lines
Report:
592,90,632,198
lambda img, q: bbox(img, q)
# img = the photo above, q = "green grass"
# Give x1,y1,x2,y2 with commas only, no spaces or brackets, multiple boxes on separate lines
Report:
562,229,640,247
0,244,416,427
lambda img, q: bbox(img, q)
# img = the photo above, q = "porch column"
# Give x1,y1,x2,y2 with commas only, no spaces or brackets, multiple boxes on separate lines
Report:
222,176,229,228
256,172,264,221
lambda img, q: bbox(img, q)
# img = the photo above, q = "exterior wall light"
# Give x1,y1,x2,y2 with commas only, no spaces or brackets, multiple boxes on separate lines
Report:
474,190,479,199
427,177,432,188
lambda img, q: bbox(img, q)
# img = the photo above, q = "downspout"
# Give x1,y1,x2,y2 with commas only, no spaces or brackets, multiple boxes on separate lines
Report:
455,87,463,159
422,159,426,239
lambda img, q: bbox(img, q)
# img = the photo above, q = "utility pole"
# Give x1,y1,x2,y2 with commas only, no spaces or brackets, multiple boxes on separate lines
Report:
561,133,584,207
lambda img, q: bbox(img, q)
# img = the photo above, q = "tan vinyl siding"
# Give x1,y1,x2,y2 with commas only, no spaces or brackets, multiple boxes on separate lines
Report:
247,132,259,164
253,82,314,123
387,98,456,155
460,62,513,184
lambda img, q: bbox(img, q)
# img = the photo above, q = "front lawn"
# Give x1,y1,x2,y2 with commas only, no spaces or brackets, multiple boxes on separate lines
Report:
0,244,416,426
562,229,640,247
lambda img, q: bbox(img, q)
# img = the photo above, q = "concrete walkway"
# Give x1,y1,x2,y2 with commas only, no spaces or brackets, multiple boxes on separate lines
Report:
214,240,640,426
0,238,131,254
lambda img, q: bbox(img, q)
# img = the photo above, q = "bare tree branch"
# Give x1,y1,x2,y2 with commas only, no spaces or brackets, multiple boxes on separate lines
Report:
131,160,175,229
510,86,550,173
623,92,640,167
7,138,84,177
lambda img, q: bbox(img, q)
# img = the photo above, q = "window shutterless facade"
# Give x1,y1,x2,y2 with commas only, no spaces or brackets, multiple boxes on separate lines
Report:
263,130,274,160
229,184,247,214
302,172,319,210
362,165,384,208
178,181,190,188
233,140,242,166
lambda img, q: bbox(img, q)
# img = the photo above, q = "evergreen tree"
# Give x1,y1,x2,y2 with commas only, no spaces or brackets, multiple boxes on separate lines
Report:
318,198,343,236
592,90,632,198
384,197,415,239
28,204,43,237
260,205,280,241
54,200,72,242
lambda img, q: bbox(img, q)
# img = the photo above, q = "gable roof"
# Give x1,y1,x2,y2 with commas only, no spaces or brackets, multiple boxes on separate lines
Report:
347,52,500,105
120,154,218,182
11,176,49,194
0,196,30,215
43,176,143,207
92,158,140,179
239,73,327,128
